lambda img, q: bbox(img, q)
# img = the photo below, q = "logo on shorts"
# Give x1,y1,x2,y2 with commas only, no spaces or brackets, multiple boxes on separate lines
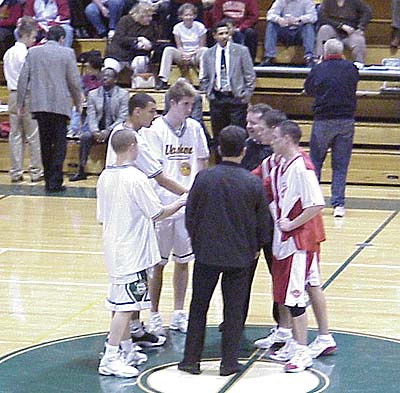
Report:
291,289,301,298
128,279,148,302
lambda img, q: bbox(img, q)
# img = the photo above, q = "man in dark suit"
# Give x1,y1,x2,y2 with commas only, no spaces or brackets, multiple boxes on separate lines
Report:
69,68,129,181
17,25,81,192
178,125,271,377
200,20,255,161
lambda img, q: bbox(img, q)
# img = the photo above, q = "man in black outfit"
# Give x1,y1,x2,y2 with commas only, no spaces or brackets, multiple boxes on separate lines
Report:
178,125,272,376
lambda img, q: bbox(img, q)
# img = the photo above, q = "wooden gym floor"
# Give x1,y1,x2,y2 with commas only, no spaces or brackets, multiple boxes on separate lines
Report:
0,172,399,392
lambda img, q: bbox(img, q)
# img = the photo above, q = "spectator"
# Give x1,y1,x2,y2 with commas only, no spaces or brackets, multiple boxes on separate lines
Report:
212,0,259,61
260,0,317,67
156,3,207,90
0,0,23,58
168,0,203,40
17,25,81,193
23,0,74,46
391,0,400,50
105,3,157,81
67,0,90,38
84,0,126,39
315,0,372,67
4,16,43,183
200,20,255,161
304,38,359,217
69,67,129,181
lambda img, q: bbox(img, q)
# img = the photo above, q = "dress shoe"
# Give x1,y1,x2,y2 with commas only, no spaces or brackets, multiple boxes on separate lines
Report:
177,361,201,375
259,57,275,67
220,363,245,376
218,322,224,332
79,27,90,39
69,171,87,182
46,185,66,193
155,78,168,90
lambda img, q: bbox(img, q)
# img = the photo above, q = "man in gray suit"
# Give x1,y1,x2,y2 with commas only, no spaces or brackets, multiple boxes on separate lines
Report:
17,25,81,193
69,68,129,181
200,20,255,161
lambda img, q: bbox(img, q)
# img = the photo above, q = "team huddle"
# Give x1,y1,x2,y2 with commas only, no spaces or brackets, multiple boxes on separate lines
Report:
96,79,336,379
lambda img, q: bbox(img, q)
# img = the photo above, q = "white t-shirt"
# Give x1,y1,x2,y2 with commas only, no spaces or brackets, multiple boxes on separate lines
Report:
142,116,209,208
269,153,325,259
173,21,207,53
105,123,162,179
97,165,163,284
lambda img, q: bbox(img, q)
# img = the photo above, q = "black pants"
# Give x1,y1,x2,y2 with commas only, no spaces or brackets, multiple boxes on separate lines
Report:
35,112,68,190
182,262,250,368
209,94,248,162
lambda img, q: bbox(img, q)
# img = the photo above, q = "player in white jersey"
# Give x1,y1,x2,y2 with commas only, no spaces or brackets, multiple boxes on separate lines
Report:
141,79,209,335
264,121,336,373
104,93,188,347
97,129,186,378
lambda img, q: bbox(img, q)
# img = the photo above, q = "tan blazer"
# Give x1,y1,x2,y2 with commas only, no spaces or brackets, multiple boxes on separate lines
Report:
17,40,81,118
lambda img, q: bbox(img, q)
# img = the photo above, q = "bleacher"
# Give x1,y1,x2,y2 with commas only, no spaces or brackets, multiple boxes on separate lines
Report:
0,0,399,185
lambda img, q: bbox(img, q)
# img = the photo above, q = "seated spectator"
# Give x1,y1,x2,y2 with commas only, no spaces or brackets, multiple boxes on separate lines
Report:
84,0,126,39
67,0,90,38
68,52,103,138
315,0,372,67
391,0,400,51
23,0,74,46
156,3,207,90
69,67,129,181
212,0,259,62
260,0,317,67
105,3,157,80
140,0,170,40
0,0,23,58
168,0,203,40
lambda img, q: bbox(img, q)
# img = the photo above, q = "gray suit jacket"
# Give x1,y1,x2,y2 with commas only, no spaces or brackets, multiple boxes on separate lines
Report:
17,40,81,118
201,42,256,103
86,85,129,133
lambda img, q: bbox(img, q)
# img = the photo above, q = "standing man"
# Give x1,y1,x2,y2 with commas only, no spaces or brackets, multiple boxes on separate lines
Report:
260,0,317,67
4,16,43,183
178,126,270,376
200,20,255,160
69,68,129,181
304,38,359,217
17,25,81,193
142,79,209,336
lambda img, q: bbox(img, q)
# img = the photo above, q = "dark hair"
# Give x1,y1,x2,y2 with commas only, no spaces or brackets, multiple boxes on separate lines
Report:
211,20,230,34
87,53,103,70
219,126,247,157
128,93,156,115
277,120,302,145
47,25,66,42
111,128,138,153
263,109,287,127
102,67,118,78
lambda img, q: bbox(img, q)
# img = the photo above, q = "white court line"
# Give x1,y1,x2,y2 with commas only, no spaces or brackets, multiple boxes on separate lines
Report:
321,262,400,269
0,247,103,255
0,279,106,288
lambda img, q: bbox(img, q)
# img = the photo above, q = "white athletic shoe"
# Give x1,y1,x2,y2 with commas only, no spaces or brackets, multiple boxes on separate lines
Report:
333,206,345,217
98,354,139,378
269,339,297,361
254,327,292,349
169,310,188,333
284,347,313,373
147,313,166,336
123,349,148,366
308,335,337,359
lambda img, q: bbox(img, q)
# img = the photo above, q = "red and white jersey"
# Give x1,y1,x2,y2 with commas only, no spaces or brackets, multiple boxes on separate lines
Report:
270,152,325,260
142,116,209,208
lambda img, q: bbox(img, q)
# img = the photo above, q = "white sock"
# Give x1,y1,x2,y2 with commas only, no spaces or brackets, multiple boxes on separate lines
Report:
318,334,333,341
120,339,133,354
130,319,144,337
277,327,292,334
104,342,119,358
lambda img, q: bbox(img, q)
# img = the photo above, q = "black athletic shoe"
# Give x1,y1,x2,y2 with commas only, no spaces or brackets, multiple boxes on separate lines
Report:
131,331,166,347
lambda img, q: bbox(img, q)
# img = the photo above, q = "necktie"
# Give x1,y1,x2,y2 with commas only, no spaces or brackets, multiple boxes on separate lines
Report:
104,90,112,129
220,48,230,91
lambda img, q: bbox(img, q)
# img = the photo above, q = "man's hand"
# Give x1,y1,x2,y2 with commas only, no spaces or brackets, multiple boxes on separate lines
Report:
277,218,292,232
17,107,25,116
94,130,107,143
341,24,355,35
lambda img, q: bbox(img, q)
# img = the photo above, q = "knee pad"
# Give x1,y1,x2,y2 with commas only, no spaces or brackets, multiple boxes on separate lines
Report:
289,305,306,318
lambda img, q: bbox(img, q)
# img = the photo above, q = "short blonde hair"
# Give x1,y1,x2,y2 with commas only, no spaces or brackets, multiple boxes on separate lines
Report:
178,3,197,18
111,129,138,154
167,78,196,104
323,38,344,56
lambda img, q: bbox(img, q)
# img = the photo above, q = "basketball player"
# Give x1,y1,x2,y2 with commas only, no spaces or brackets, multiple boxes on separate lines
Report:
97,129,186,378
141,79,209,335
